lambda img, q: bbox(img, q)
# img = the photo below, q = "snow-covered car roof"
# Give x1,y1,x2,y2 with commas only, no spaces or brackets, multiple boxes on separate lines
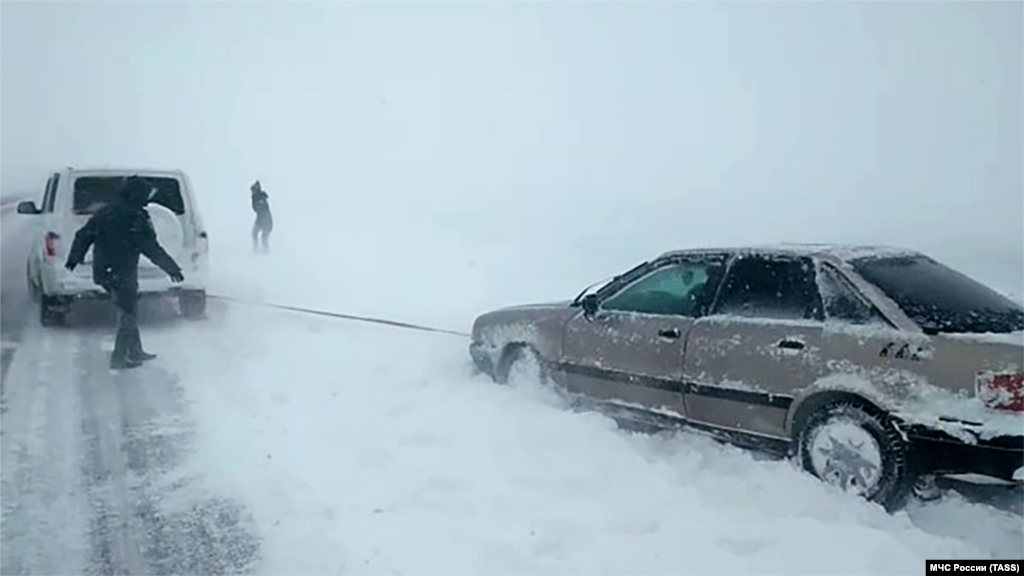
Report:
657,243,922,263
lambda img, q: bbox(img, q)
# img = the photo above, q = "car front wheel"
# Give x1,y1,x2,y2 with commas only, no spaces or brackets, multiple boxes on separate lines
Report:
497,345,548,387
797,401,914,512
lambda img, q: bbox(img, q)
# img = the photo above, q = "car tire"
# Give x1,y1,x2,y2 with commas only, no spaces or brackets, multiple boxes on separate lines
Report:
496,345,548,386
179,290,207,319
797,401,914,512
39,295,66,327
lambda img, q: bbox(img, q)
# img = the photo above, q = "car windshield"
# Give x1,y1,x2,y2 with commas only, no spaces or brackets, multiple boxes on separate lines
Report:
73,176,185,215
851,255,1024,334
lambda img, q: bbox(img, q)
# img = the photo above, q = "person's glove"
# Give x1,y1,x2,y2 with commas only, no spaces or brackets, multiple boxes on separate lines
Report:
65,261,76,272
170,270,184,283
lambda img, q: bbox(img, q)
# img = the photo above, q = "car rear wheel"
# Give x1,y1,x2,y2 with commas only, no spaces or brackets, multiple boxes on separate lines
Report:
797,401,914,512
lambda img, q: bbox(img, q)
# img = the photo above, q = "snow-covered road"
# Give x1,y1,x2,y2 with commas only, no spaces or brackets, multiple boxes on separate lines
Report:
0,211,259,574
2,207,1022,575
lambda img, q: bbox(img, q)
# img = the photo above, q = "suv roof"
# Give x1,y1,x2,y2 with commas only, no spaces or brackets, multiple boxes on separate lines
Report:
657,243,922,263
63,166,187,176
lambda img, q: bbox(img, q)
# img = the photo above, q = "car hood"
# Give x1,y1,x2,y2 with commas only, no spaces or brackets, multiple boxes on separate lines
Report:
498,299,573,311
471,300,578,346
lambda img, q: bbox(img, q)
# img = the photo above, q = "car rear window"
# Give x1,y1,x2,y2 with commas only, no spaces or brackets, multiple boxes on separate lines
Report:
851,255,1024,334
73,176,185,215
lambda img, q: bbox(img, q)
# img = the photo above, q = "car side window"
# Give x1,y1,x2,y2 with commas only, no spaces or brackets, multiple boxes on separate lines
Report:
602,260,723,317
818,263,887,325
713,255,823,321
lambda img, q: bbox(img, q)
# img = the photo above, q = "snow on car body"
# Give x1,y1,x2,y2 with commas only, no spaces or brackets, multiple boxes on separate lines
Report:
469,244,1024,510
18,167,210,325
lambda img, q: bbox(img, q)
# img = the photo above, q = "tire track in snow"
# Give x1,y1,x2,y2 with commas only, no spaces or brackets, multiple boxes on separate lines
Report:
2,301,261,574
0,322,90,575
74,316,262,575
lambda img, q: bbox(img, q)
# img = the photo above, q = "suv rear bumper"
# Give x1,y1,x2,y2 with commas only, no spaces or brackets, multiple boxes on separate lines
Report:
902,423,1024,483
42,266,206,296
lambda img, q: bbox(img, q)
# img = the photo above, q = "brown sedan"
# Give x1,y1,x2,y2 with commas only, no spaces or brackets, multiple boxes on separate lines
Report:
470,244,1024,511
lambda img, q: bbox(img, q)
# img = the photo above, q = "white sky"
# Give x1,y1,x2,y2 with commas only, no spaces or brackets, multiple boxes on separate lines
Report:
2,1,1022,299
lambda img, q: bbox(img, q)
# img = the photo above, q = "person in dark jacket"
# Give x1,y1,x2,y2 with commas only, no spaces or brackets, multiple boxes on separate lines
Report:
65,175,185,370
250,180,273,253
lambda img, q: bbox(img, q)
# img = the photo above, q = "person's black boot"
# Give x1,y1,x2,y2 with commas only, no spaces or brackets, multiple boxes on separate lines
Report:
128,332,156,362
110,354,143,370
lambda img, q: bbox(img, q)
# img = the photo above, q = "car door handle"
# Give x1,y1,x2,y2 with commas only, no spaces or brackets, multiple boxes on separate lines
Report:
658,328,681,340
777,339,805,350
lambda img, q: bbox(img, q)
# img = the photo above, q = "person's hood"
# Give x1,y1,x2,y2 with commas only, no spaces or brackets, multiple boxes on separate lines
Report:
120,176,152,208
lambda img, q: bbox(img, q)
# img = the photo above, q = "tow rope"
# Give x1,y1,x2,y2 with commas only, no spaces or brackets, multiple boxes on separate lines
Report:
207,295,472,338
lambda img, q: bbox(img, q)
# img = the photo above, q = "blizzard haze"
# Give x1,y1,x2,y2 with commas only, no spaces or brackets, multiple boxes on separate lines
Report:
2,1,1022,322
3,3,1024,574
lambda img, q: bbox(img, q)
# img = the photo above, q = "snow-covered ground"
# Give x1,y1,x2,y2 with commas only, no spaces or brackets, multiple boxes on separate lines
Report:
141,268,1023,575
3,2,1022,573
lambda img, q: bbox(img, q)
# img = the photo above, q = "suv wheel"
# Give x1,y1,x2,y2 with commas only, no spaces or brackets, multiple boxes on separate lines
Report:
797,401,914,512
40,295,66,327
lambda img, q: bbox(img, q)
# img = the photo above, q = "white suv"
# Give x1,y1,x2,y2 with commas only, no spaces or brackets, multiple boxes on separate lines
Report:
17,167,210,326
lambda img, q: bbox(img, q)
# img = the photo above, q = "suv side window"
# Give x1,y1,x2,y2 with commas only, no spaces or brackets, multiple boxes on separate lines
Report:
42,174,57,213
602,258,725,317
818,263,887,326
39,177,50,207
713,255,823,321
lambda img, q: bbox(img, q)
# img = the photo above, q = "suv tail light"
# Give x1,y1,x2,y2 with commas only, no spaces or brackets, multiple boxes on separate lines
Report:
44,232,59,259
977,371,1024,412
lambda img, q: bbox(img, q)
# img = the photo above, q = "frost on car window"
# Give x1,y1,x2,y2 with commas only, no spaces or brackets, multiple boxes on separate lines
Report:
852,255,1024,334
713,255,823,321
817,263,886,326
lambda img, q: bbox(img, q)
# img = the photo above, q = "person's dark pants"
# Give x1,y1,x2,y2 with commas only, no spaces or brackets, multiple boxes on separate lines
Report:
106,281,143,367
252,217,272,253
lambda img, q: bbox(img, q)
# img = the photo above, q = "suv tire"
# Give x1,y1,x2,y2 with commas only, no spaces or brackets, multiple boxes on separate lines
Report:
40,295,66,327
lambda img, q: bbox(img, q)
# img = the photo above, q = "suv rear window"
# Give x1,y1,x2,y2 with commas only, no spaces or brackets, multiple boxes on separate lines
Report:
73,176,185,215
851,255,1024,334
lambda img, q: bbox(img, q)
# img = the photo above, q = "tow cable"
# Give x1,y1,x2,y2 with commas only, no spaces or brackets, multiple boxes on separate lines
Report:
207,294,472,339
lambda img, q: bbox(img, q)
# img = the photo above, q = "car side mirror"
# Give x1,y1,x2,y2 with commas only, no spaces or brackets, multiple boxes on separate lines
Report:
17,201,40,214
582,294,599,316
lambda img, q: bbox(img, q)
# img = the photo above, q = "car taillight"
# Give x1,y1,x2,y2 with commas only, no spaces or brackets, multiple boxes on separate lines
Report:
977,371,1024,412
44,232,59,259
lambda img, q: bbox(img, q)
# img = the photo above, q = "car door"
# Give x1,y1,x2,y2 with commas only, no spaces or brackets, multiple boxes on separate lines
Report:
560,254,728,422
681,253,829,439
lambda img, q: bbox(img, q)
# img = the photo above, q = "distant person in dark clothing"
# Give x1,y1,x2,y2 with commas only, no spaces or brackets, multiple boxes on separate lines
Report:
250,180,273,253
65,176,184,370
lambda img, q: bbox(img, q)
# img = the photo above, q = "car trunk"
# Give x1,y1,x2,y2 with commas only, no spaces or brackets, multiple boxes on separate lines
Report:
928,333,1024,413
850,254,1024,415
